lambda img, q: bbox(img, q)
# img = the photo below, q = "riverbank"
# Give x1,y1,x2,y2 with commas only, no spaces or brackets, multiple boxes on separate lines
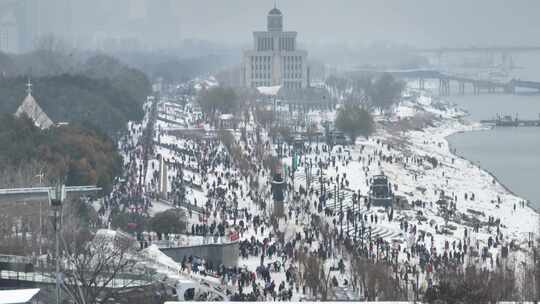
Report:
447,129,538,211
447,126,540,211
288,85,539,253
390,87,539,242
286,85,539,269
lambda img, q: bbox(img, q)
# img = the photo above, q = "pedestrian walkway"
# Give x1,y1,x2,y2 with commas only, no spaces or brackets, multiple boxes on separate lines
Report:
293,170,321,191
343,224,402,240
295,167,402,241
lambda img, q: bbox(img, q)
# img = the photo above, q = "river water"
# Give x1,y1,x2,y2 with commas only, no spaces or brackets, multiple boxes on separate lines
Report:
434,53,540,208
446,91,540,209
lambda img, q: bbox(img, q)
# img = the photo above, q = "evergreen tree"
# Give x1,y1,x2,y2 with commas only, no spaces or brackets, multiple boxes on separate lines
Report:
150,209,187,239
335,104,375,144
369,73,405,113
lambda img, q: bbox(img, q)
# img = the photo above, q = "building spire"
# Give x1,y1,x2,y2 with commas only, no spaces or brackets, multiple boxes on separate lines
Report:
26,78,33,96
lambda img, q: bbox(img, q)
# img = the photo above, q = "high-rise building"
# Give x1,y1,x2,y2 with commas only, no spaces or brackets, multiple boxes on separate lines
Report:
10,0,69,52
0,0,32,53
242,6,309,89
146,0,176,48
0,9,18,53
19,0,42,51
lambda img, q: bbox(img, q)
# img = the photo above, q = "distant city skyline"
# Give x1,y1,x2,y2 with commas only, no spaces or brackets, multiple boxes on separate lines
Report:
1,0,540,53
0,0,179,52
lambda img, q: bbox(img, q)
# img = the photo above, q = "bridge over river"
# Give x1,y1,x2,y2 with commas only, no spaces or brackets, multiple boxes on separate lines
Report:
356,69,540,96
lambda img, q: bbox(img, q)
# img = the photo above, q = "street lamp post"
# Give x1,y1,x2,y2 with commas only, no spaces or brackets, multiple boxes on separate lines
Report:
305,163,312,191
346,208,349,238
414,269,420,302
273,96,276,125
319,170,323,196
334,182,337,208
361,220,365,249
35,170,45,256
49,184,65,304
338,177,343,239
354,199,357,243
394,249,399,281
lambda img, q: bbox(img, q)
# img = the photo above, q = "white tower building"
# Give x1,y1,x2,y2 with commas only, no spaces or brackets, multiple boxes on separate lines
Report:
242,6,309,89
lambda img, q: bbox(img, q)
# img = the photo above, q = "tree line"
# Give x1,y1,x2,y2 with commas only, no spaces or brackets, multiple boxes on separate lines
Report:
0,114,122,193
0,75,144,135
0,49,152,135
329,73,404,144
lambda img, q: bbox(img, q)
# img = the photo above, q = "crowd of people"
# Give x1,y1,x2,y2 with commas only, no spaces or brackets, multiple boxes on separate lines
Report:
103,88,533,301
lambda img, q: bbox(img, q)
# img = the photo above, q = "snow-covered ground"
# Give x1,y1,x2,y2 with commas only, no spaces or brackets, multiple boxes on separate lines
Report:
290,84,538,277
117,77,539,300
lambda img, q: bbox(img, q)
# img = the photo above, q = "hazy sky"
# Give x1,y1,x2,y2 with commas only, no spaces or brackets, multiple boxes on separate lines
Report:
172,0,540,47
8,0,540,49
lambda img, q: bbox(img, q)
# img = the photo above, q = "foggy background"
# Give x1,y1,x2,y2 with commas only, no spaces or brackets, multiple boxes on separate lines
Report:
1,0,539,76
1,0,539,51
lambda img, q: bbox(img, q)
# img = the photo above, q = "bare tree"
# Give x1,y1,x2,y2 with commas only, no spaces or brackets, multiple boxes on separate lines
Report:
0,201,49,255
0,162,52,256
59,227,145,304
0,161,51,188
298,247,333,300
426,266,516,303
305,123,319,145
58,202,146,304
298,216,335,300
349,254,405,301
530,219,540,301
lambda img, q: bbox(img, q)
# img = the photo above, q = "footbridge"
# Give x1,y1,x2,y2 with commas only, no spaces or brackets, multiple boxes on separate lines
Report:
369,69,540,96
416,46,540,54
0,186,102,204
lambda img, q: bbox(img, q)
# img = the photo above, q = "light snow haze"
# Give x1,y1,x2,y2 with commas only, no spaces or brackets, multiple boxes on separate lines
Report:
9,0,540,48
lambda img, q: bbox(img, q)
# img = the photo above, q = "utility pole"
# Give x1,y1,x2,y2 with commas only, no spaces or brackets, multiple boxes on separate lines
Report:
319,170,323,195
272,96,276,128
